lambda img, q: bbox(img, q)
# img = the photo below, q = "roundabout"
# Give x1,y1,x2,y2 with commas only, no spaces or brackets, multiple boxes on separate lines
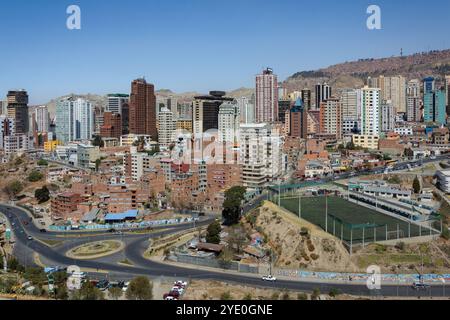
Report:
66,240,124,260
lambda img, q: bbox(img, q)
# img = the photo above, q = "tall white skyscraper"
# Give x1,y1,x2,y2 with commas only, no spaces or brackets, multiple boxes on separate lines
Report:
407,79,421,122
255,68,278,123
239,123,283,188
56,97,94,143
340,89,361,134
158,107,176,148
381,101,395,132
73,98,94,141
359,87,381,136
55,98,74,144
237,97,255,124
218,101,240,143
32,106,50,133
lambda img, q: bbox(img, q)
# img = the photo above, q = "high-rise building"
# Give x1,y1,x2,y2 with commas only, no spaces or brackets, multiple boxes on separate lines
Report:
218,101,240,144
157,107,176,148
193,91,233,137
237,97,255,124
289,98,308,139
424,89,446,125
129,78,157,140
55,98,74,144
55,97,94,144
239,123,283,188
340,89,360,135
32,106,50,133
369,76,406,113
315,82,331,110
0,116,14,149
407,79,421,122
255,68,278,123
359,87,381,136
301,89,312,109
424,77,435,94
7,90,29,135
407,96,421,122
73,98,94,141
278,100,292,124
100,112,122,139
107,94,129,115
166,97,179,118
319,97,342,139
381,101,396,132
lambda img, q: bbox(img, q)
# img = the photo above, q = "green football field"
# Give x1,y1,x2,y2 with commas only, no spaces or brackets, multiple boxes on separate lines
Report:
279,196,434,243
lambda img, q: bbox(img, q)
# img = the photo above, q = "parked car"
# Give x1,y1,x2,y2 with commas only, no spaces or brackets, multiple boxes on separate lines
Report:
39,229,47,233
96,280,110,291
262,275,277,282
412,282,430,291
122,282,130,292
27,236,33,241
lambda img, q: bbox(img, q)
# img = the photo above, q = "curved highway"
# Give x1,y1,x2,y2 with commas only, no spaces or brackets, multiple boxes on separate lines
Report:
1,203,450,298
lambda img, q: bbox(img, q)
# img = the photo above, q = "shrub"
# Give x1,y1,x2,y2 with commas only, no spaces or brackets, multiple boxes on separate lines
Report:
329,288,341,298
28,170,44,182
297,293,308,300
310,254,320,261
311,288,321,300
220,291,232,300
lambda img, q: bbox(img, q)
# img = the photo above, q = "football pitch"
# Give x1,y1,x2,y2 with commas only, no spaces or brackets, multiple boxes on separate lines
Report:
279,196,435,244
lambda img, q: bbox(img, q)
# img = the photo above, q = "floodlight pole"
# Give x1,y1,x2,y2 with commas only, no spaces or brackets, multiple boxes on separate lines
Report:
298,192,302,219
362,227,365,248
350,228,353,255
325,194,328,233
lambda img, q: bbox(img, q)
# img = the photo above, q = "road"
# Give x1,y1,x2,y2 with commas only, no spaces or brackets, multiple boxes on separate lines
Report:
2,204,450,298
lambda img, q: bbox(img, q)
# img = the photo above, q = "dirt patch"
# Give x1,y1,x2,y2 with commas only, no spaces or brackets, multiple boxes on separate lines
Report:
183,280,317,300
254,202,357,272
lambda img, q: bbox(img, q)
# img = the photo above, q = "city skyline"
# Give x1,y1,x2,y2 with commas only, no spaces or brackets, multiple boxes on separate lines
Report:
1,0,450,104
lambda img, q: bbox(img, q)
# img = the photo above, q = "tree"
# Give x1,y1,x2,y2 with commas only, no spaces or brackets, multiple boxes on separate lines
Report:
28,170,44,182
4,180,24,199
95,159,102,172
71,282,104,300
125,276,153,300
37,159,48,166
35,186,50,203
222,186,247,226
206,221,222,244
413,176,421,194
91,135,104,148
404,148,414,159
109,286,123,300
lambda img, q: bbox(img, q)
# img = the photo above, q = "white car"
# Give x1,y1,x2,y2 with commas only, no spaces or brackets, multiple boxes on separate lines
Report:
122,282,130,292
262,275,277,282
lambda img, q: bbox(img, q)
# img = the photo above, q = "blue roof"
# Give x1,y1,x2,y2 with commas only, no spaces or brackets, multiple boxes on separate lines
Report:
291,98,304,112
104,210,138,221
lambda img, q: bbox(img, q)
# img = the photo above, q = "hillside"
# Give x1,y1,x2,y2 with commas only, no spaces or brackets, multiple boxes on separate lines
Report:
285,49,450,92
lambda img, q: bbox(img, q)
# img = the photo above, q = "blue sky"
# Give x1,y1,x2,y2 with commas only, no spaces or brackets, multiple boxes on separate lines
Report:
0,0,449,104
